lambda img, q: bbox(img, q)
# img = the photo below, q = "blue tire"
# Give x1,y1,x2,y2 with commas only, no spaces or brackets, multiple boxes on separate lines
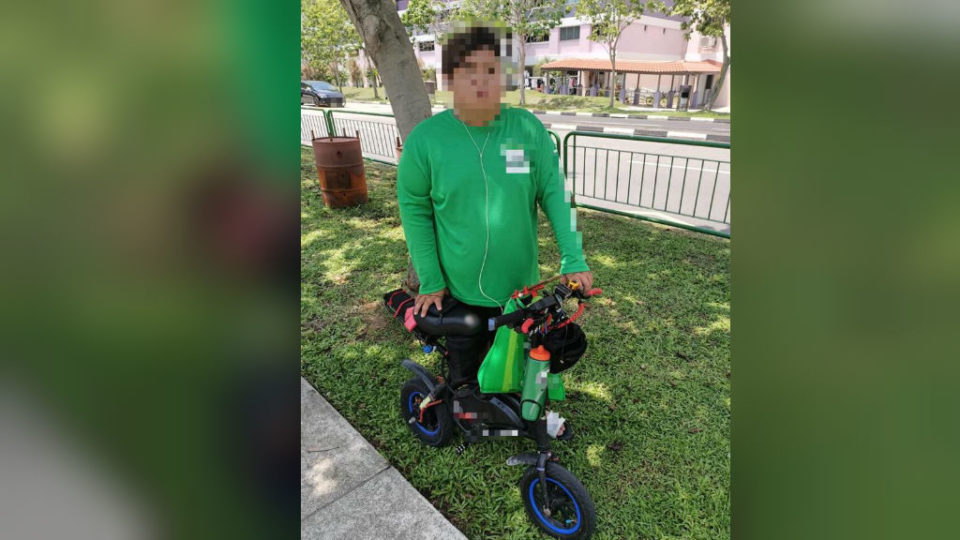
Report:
521,463,596,539
400,378,453,447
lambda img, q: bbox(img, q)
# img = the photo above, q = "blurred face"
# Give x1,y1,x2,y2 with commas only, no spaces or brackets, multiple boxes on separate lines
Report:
450,48,502,113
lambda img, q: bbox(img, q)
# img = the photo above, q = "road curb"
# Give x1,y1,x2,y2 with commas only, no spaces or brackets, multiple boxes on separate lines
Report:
666,130,708,140
633,128,668,138
541,123,731,143
532,111,729,123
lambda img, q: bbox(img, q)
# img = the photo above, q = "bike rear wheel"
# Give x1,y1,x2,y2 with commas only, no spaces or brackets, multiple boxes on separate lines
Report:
400,378,454,447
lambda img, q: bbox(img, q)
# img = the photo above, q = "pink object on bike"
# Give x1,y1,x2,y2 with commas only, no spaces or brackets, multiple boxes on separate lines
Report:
404,306,417,331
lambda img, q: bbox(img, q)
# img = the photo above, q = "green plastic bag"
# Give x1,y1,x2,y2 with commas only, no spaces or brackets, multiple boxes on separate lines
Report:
547,373,566,401
477,297,528,394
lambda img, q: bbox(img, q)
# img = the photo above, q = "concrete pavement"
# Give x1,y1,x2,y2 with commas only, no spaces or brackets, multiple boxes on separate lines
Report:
301,378,467,540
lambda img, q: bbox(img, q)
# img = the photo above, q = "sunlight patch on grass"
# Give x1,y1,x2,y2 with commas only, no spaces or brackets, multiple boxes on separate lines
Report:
589,252,624,270
572,381,613,403
343,216,386,232
706,301,730,312
301,229,326,248
586,443,606,468
613,317,641,336
694,317,730,336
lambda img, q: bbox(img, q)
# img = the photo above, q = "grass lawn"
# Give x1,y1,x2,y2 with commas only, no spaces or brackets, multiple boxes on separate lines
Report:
339,86,730,118
301,147,730,539
340,86,390,103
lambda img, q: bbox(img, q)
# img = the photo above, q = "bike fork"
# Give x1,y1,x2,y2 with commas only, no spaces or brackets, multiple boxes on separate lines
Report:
533,418,553,513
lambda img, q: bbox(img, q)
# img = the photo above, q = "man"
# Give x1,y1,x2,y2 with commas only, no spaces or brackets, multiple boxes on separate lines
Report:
397,25,593,391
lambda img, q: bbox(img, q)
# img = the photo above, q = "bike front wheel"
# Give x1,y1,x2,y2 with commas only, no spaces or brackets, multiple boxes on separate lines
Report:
520,462,596,539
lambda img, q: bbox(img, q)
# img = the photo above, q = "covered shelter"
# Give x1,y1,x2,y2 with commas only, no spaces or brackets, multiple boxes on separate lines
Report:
539,59,721,108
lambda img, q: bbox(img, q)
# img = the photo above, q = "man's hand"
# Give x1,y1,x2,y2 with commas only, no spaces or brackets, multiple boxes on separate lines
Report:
414,288,447,317
562,271,594,293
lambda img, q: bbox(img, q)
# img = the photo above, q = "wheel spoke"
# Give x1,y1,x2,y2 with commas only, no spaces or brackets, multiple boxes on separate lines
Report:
533,480,578,529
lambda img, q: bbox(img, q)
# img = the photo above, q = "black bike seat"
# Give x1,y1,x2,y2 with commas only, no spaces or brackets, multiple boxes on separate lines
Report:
413,297,485,337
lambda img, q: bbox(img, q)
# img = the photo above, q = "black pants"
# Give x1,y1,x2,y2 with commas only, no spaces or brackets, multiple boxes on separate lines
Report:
445,302,504,389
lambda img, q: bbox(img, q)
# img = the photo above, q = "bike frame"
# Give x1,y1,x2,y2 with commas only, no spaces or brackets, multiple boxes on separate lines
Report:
402,284,591,512
402,344,560,510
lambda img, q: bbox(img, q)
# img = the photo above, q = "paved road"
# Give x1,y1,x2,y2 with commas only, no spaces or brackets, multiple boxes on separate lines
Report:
303,106,731,235
534,111,731,137
338,101,730,137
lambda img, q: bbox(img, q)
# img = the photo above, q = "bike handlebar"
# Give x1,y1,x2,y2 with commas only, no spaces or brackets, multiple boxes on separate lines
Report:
488,308,526,331
487,283,602,332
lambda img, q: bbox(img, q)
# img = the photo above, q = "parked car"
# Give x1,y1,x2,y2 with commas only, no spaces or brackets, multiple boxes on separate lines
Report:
301,81,345,107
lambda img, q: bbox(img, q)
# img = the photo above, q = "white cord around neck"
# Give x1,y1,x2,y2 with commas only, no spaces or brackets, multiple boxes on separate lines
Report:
458,118,504,313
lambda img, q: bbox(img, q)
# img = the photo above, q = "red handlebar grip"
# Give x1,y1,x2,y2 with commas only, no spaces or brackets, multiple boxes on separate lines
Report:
587,287,602,297
521,318,535,333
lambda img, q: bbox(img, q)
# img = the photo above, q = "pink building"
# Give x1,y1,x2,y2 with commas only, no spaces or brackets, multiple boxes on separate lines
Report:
399,2,730,109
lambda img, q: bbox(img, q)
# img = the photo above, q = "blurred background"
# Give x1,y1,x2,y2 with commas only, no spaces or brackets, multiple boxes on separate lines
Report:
735,1,960,539
0,1,298,538
0,0,958,539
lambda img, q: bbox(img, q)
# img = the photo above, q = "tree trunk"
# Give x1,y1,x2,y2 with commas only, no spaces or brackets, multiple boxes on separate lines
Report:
339,0,434,294
518,40,527,105
706,26,729,111
608,50,617,109
339,0,432,140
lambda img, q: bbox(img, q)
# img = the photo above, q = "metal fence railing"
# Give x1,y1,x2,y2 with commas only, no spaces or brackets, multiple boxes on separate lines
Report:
301,107,731,237
329,110,402,165
564,131,730,237
548,130,561,155
301,108,401,165
300,107,330,142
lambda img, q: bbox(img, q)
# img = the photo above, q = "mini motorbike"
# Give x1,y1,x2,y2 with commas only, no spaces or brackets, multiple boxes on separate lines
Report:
383,278,602,539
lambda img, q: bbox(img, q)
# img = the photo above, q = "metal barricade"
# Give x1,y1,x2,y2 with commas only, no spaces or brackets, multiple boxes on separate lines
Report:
300,108,732,237
563,131,730,238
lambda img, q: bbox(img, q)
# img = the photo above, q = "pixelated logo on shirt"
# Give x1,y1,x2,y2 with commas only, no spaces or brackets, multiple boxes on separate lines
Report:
500,143,530,174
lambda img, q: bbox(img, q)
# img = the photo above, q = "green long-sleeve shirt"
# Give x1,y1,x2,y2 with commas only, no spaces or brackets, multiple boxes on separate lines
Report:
397,104,589,308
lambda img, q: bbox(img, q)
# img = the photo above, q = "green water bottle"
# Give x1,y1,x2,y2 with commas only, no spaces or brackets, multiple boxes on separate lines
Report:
521,345,551,421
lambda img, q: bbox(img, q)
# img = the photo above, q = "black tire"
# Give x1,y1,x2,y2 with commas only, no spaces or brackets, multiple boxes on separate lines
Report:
520,462,596,539
312,96,321,107
400,378,454,447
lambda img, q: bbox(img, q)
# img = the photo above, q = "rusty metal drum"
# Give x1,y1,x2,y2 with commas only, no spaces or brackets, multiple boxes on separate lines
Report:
311,135,368,208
